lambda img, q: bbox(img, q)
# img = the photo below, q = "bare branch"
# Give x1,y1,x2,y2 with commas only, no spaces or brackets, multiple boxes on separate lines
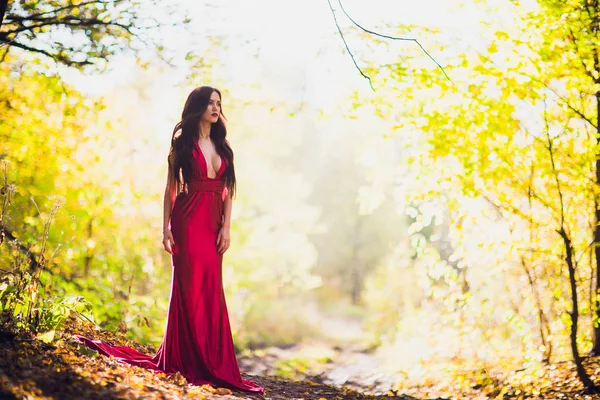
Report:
337,0,453,84
6,40,92,66
23,0,123,20
0,0,178,69
3,17,135,36
326,0,374,91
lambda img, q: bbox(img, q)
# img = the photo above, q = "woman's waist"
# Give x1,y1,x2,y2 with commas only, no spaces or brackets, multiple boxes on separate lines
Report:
185,179,225,194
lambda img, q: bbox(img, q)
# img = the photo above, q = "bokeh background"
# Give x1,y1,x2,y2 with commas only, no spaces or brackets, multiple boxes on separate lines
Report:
2,0,598,395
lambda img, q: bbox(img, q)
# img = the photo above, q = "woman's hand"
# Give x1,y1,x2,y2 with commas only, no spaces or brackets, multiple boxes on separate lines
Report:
216,225,230,254
162,229,175,254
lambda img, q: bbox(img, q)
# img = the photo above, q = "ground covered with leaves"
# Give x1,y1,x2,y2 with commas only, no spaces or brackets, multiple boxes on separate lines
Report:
0,313,420,400
2,313,600,399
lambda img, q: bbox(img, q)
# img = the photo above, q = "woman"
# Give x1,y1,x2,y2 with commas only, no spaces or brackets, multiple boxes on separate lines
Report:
74,86,265,395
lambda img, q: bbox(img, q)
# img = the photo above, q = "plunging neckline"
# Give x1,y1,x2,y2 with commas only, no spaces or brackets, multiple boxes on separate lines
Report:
195,140,224,180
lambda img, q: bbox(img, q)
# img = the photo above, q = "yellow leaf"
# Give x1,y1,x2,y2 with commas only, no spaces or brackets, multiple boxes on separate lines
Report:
37,330,55,343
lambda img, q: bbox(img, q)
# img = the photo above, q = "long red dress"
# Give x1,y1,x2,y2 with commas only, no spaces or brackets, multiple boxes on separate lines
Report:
74,141,264,394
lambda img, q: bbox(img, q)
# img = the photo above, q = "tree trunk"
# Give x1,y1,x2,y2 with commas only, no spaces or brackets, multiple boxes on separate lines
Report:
592,91,600,355
0,0,7,28
588,0,600,356
559,228,598,392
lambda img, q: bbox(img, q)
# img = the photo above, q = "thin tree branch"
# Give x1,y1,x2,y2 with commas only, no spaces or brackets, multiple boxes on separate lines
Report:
3,17,135,37
525,71,597,129
22,0,122,20
481,193,547,229
0,43,9,62
5,40,92,66
6,15,132,28
583,0,594,23
543,99,566,227
337,0,453,84
326,0,373,91
452,36,597,130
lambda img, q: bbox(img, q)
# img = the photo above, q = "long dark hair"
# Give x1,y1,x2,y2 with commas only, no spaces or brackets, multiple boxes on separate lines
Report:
169,86,236,197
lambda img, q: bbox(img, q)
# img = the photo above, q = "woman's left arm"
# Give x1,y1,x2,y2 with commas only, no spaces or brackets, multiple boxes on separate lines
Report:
217,191,232,254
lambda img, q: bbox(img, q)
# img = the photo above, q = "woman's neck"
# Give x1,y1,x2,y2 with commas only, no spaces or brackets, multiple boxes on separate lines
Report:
198,121,211,139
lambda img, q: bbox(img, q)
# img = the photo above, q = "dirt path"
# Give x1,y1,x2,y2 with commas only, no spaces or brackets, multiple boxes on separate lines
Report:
0,315,428,400
3,315,600,399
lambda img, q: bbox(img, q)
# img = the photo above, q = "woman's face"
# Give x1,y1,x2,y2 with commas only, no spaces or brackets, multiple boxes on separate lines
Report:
202,91,221,124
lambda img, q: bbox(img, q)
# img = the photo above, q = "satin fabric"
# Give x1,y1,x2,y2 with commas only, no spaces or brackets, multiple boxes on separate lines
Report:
74,141,264,394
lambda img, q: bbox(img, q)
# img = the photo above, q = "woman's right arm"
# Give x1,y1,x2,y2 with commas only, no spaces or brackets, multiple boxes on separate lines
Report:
162,154,177,253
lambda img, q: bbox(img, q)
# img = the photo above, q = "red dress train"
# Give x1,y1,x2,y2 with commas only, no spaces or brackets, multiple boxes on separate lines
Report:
74,141,264,395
